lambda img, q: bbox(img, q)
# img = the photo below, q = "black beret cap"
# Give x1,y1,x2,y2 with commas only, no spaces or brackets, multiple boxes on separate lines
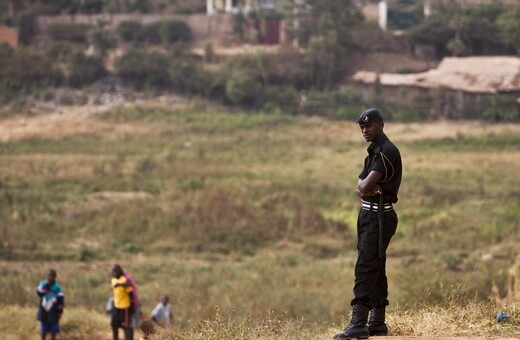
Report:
356,108,383,125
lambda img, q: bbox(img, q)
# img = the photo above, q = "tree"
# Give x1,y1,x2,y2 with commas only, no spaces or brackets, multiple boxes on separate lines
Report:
288,0,362,89
16,10,36,45
115,49,171,89
116,20,144,44
1,48,62,91
87,21,118,59
304,30,347,90
447,33,467,57
158,19,192,45
497,6,520,54
66,51,105,87
291,0,364,49
225,69,262,107
410,3,515,57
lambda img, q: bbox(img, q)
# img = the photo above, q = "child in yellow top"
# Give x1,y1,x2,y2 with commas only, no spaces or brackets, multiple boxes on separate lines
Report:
111,275,132,309
110,264,134,340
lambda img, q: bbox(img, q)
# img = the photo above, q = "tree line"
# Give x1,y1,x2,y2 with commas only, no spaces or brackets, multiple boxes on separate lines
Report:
0,0,518,118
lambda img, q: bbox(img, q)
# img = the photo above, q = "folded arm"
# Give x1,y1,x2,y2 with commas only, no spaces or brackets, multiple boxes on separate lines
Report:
357,170,383,197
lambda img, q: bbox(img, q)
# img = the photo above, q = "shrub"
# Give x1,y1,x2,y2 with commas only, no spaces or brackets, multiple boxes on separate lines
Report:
45,41,76,61
86,26,118,57
66,52,106,87
0,43,14,61
261,85,299,113
392,108,426,122
483,94,519,122
47,23,93,42
79,0,103,14
116,20,144,44
142,22,163,45
1,48,62,92
157,19,192,44
225,69,263,107
141,20,192,45
335,106,364,121
115,49,171,89
204,41,215,63
496,6,520,54
16,11,36,45
169,0,206,14
233,12,247,39
58,90,77,105
168,57,206,94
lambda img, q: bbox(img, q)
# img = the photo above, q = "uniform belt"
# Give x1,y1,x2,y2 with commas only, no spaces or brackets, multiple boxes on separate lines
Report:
361,199,393,212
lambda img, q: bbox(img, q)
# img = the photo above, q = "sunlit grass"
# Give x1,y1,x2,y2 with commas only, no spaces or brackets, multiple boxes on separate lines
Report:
1,101,520,337
4,301,519,339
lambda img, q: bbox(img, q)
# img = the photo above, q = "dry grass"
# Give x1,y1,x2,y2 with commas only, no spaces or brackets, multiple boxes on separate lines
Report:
0,306,111,340
4,302,519,340
1,102,520,338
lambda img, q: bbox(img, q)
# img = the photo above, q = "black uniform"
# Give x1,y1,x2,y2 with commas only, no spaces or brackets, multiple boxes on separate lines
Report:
352,132,402,308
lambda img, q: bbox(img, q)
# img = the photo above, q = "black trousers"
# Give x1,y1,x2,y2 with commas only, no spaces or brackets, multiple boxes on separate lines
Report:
351,208,398,308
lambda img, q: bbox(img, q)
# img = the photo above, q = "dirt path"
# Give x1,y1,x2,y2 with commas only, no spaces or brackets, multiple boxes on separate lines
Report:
0,104,170,142
2,103,520,144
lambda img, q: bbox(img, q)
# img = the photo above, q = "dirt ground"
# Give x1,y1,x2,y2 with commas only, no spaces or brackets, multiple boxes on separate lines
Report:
1,103,520,144
0,101,520,142
0,104,170,142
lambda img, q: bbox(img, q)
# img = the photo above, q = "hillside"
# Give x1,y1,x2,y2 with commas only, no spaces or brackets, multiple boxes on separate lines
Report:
1,100,520,338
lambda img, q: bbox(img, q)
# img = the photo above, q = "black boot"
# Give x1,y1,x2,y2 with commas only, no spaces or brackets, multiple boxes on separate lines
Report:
333,304,370,339
368,307,388,336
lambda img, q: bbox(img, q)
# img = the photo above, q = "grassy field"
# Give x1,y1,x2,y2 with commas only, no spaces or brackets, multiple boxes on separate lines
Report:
1,100,520,339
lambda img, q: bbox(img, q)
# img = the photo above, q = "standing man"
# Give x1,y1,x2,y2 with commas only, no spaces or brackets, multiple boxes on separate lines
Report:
111,264,134,340
334,109,402,339
36,269,64,340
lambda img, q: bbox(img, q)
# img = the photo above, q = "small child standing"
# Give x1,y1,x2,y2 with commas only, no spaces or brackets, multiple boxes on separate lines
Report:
36,269,64,340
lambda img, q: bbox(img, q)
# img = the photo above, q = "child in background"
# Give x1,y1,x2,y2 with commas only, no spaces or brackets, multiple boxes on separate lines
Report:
36,269,64,340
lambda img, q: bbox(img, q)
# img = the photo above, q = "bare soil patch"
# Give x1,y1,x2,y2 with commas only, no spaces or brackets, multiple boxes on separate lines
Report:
0,104,168,142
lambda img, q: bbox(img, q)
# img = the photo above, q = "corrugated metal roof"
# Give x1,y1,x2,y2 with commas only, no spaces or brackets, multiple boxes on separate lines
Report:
352,56,520,94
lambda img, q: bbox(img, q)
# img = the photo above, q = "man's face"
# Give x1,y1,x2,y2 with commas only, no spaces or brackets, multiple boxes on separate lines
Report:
359,121,384,142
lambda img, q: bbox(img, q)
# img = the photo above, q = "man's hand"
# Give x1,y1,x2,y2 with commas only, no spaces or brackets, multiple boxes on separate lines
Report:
366,185,382,196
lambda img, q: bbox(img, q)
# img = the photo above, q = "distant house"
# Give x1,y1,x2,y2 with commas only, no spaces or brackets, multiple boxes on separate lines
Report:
351,56,520,119
431,0,518,6
206,0,280,14
0,25,18,48
206,0,293,44
377,0,518,31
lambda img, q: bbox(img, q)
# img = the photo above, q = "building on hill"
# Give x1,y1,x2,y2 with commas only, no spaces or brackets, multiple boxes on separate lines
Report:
206,0,287,14
432,0,518,6
206,0,295,44
376,0,519,30
351,56,520,119
0,25,18,48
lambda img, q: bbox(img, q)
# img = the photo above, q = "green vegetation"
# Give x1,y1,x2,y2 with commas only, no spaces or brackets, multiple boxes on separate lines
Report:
1,1,518,119
0,0,206,17
410,3,520,57
1,102,520,338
